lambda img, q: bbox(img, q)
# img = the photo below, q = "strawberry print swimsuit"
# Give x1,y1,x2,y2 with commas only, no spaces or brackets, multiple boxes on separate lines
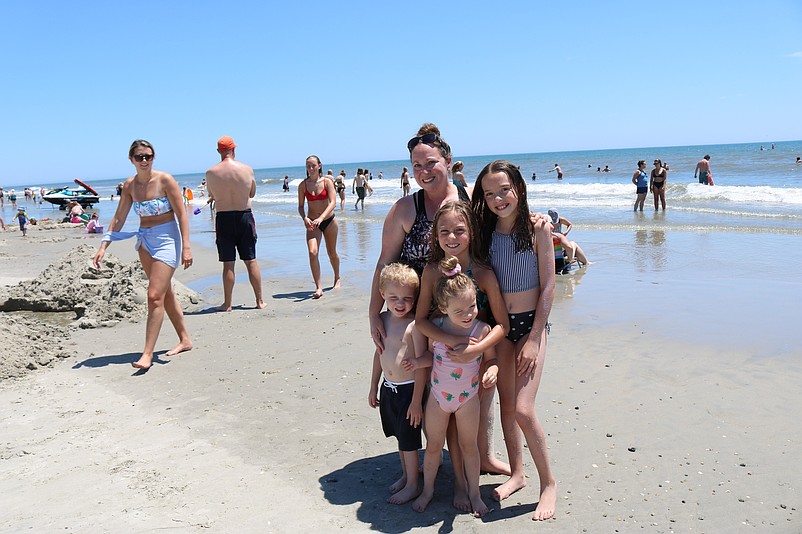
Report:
430,321,483,413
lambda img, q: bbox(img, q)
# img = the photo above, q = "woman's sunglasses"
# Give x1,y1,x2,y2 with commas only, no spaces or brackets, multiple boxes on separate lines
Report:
133,154,154,162
407,133,442,152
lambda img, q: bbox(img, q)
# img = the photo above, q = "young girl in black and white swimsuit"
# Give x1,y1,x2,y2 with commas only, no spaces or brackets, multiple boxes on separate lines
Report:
472,159,557,521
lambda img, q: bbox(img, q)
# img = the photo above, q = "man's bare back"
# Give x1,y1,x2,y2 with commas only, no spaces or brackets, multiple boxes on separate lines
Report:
205,159,256,212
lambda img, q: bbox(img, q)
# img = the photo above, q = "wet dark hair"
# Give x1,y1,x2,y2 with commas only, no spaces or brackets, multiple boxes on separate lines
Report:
471,160,534,261
129,139,155,158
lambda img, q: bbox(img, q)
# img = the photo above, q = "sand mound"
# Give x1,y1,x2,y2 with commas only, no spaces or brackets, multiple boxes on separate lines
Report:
0,244,202,328
0,313,71,380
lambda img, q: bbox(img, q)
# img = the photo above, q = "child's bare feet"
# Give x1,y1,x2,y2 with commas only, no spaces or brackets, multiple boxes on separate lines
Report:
389,475,406,494
481,457,511,476
387,484,419,505
132,354,153,369
412,489,434,513
166,340,193,357
492,474,527,501
453,487,471,513
532,482,557,521
470,493,490,517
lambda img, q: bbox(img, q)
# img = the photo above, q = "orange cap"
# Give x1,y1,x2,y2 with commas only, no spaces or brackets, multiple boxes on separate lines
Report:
217,136,237,151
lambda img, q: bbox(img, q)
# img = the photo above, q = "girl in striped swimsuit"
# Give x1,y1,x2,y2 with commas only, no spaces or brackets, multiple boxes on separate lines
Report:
472,160,557,521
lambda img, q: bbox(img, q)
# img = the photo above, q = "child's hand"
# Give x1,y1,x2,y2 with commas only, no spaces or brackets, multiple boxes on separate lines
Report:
407,401,423,428
368,389,379,408
401,358,418,372
482,363,499,388
447,337,480,361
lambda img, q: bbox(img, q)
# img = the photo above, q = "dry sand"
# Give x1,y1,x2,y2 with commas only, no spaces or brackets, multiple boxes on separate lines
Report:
0,223,799,533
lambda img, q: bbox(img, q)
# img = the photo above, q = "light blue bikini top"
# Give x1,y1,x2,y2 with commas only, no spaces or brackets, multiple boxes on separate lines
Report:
133,196,173,217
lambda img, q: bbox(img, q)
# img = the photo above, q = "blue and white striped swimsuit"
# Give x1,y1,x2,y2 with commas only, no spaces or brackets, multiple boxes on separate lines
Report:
489,231,539,294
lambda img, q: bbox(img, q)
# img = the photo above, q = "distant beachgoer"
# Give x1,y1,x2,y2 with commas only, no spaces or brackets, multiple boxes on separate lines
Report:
549,164,563,180
69,201,85,223
532,171,537,181
771,143,775,150
334,170,346,209
602,165,610,172
298,155,341,299
93,139,193,370
367,262,424,505
694,155,711,185
85,213,101,234
204,136,266,312
12,207,29,237
452,161,468,187
0,187,4,208
400,167,411,196
795,157,801,165
378,171,384,180
282,175,290,192
353,168,373,209
9,189,17,209
116,182,124,196
650,159,667,210
548,209,588,265
632,160,648,211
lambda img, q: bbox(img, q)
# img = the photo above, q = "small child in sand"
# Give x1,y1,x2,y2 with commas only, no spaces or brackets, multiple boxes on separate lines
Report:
368,263,426,505
12,208,29,237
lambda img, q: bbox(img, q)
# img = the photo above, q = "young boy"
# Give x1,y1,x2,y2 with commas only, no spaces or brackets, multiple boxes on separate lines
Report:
368,263,426,505
12,207,29,237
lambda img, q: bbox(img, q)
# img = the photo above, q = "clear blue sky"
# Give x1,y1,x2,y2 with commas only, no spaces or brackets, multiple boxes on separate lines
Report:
1,1,800,187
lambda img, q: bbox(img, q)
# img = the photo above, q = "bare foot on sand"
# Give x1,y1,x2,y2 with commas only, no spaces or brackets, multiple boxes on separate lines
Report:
312,288,323,299
492,474,527,501
387,484,419,505
481,457,511,476
132,354,153,369
255,300,267,309
216,304,233,312
453,487,471,513
470,493,491,517
332,277,341,289
389,475,406,494
532,482,557,521
166,341,193,357
412,489,434,513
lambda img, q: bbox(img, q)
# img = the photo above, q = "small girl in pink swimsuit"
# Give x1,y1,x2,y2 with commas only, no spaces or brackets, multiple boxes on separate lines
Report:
411,256,499,517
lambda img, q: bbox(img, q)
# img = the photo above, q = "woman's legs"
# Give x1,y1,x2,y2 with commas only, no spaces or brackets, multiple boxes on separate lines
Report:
136,249,190,368
305,229,323,298
514,329,556,521
322,219,341,289
658,188,666,210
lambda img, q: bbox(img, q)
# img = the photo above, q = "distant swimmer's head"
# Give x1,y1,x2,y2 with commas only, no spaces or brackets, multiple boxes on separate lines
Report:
548,209,559,224
217,136,237,153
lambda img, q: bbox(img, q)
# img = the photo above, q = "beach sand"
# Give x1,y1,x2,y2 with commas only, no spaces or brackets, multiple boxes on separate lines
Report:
0,220,799,533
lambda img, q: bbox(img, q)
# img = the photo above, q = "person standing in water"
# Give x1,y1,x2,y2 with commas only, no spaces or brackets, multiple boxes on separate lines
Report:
694,155,712,185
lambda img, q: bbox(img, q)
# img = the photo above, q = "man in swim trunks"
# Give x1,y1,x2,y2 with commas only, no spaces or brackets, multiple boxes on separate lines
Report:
549,163,563,180
205,136,267,312
694,154,711,185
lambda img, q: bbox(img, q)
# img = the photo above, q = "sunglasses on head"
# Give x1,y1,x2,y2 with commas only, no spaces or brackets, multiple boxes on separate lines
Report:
407,133,442,152
133,154,154,162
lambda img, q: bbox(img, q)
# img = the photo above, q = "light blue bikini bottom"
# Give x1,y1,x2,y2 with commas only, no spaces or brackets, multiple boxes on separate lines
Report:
102,220,181,269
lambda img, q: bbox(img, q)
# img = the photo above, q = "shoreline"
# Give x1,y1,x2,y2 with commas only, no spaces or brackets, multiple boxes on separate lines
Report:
0,216,800,531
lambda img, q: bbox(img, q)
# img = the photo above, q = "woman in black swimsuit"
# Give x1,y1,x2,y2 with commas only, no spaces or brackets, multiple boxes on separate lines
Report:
650,159,667,211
